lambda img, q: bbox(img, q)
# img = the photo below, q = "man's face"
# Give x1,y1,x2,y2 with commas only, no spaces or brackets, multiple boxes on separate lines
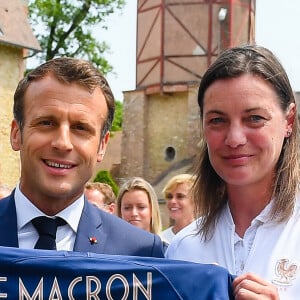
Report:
10,74,110,214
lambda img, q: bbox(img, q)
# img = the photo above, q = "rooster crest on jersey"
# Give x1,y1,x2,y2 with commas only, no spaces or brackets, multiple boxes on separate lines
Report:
272,258,298,286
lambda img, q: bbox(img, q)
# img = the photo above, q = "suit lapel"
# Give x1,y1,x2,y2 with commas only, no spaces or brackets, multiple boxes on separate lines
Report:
0,194,108,252
0,192,19,247
73,199,107,253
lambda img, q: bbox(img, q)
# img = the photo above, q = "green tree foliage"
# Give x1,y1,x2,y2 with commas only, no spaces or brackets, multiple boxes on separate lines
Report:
111,100,122,132
94,170,119,196
28,0,125,74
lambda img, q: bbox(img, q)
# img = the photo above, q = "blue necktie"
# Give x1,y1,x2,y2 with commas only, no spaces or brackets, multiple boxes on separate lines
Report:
32,216,66,250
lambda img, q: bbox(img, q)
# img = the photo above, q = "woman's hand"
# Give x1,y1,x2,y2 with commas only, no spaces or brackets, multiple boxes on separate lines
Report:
233,273,279,299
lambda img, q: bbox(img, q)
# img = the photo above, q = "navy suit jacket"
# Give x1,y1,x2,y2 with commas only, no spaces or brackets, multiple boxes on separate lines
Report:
0,192,164,258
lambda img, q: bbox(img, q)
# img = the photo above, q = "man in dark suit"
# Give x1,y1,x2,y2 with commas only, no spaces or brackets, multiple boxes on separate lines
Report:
1,57,164,257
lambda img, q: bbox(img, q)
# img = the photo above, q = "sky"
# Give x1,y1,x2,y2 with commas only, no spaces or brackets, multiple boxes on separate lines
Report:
256,0,300,93
94,0,138,101
95,0,300,101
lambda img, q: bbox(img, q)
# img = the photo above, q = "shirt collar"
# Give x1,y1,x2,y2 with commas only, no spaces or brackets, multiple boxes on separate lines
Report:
15,183,84,233
254,199,274,224
224,198,274,226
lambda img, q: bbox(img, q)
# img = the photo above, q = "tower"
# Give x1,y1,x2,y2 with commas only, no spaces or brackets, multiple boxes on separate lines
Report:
119,0,255,211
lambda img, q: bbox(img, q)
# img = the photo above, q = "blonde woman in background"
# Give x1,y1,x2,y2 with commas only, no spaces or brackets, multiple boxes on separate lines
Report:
160,174,196,243
117,177,162,235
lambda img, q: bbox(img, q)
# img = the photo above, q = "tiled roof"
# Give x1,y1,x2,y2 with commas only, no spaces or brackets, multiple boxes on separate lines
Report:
0,0,41,51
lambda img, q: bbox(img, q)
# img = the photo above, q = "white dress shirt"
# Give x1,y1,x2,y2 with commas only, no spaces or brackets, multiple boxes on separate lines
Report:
15,184,84,251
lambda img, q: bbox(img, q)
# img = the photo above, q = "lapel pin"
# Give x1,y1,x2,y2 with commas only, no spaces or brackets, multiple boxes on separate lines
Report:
89,237,98,245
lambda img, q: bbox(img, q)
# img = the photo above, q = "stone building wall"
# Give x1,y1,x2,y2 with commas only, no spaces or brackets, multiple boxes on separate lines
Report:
120,85,200,183
119,85,201,226
119,90,147,182
187,86,201,159
144,86,200,183
0,45,23,187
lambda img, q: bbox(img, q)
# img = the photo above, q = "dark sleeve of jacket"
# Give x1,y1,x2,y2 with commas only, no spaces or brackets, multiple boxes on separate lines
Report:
0,194,164,258
73,200,165,258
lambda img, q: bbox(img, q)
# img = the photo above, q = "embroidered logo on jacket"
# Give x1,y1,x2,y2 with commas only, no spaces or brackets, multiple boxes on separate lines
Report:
272,258,298,286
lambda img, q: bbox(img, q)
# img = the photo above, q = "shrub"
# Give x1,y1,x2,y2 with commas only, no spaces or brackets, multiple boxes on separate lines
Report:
93,170,119,196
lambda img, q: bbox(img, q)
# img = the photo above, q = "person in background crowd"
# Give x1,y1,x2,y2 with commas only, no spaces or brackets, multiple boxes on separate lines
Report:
117,177,162,235
166,45,300,299
160,174,195,243
85,182,116,214
0,57,164,258
0,183,11,199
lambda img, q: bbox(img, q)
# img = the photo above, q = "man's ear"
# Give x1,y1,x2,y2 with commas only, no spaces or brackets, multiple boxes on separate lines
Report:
10,119,22,151
97,131,110,162
107,203,116,214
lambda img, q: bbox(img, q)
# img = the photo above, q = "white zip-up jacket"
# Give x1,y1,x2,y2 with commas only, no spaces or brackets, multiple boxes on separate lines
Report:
166,195,300,299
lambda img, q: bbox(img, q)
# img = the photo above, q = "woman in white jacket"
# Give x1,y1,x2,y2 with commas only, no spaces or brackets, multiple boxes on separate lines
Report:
160,174,195,243
166,45,300,300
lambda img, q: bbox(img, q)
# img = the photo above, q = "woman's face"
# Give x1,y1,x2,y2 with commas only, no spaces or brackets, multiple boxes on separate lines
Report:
165,183,194,224
120,189,152,232
202,73,294,189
